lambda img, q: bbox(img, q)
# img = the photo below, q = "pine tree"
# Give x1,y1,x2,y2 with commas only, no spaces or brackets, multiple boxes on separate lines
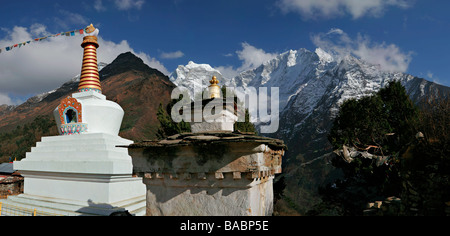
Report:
156,99,191,140
222,86,257,134
323,81,420,215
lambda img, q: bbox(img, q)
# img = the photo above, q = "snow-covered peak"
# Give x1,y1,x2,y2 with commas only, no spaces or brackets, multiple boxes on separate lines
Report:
315,48,334,64
170,61,226,99
230,48,325,110
286,50,298,67
184,61,216,71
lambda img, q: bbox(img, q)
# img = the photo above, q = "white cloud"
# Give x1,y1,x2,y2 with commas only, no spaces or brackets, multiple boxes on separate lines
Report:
0,93,13,106
92,0,145,12
55,10,89,29
0,24,168,105
215,42,278,79
94,0,107,12
114,0,145,10
277,0,412,20
237,42,278,72
215,65,240,80
426,71,442,85
312,28,413,73
160,51,184,59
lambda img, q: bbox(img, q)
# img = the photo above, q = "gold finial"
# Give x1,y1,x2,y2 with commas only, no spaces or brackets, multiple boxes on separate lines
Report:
82,24,99,48
78,24,101,93
210,76,219,85
85,24,96,34
208,76,221,99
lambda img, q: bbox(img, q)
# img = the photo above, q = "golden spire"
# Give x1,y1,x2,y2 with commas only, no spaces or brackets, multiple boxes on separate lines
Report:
208,76,221,99
85,24,96,34
78,24,102,93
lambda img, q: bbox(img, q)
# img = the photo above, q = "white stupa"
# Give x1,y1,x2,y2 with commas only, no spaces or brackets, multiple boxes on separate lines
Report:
2,24,146,216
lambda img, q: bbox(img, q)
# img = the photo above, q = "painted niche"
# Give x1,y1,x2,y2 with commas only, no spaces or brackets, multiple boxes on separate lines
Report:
57,97,87,135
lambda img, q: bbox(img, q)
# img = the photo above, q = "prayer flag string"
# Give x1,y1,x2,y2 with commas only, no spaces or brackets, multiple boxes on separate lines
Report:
0,28,86,54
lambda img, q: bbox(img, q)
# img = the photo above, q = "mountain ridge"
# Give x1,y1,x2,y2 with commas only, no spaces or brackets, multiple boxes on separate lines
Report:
1,47,449,214
169,47,450,214
0,52,176,141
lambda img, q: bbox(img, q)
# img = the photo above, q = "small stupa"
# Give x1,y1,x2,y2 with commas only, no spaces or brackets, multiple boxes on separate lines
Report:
2,24,146,216
126,77,285,216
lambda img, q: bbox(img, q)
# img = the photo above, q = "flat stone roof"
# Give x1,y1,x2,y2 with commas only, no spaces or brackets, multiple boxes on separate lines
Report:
126,131,287,151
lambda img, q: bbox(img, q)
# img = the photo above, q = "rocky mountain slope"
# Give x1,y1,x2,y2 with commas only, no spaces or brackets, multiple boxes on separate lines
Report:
0,52,176,144
170,47,450,214
171,48,449,158
2,46,449,214
170,61,225,99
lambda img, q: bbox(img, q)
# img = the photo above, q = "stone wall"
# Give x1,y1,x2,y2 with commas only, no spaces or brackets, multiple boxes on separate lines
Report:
127,132,286,216
0,176,23,196
143,172,274,216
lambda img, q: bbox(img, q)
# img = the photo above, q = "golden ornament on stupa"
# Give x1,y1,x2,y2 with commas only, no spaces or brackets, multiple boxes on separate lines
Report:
78,24,102,93
208,76,221,99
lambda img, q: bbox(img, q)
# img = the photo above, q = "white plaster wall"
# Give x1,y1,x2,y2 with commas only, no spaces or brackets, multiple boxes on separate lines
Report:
53,91,124,136
144,174,274,216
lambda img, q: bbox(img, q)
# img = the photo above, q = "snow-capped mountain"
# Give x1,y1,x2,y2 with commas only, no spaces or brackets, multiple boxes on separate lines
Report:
169,61,225,99
171,47,450,160
169,48,449,214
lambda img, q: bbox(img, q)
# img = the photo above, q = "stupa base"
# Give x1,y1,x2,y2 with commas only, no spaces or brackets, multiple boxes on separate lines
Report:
0,193,146,216
11,133,146,216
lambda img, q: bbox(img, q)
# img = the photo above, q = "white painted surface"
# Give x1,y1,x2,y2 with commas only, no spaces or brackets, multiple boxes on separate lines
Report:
53,91,125,136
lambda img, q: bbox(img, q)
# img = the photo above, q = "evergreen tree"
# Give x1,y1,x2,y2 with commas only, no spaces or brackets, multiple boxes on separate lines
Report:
234,108,257,134
321,81,420,215
222,86,257,134
156,97,191,140
329,81,418,155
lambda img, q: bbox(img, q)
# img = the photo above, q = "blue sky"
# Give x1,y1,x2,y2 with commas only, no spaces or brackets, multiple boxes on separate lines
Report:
0,0,449,105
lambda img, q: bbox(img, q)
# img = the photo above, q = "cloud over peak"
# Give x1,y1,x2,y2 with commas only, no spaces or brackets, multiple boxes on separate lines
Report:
93,0,145,12
0,23,167,105
160,50,185,59
312,28,413,73
277,0,413,20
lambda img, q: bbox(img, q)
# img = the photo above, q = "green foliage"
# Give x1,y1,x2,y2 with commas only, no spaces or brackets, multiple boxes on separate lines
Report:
399,96,450,216
0,116,56,162
222,86,257,134
320,81,420,215
329,81,419,156
156,98,191,140
234,109,257,134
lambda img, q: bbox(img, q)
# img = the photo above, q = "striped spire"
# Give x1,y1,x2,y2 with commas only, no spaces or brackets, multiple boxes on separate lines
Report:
78,34,101,93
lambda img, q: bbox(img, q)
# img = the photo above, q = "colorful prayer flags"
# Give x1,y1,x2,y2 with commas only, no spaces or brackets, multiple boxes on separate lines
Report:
0,28,84,55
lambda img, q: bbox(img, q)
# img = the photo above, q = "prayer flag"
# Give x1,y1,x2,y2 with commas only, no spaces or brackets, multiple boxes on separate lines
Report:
1,27,86,55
